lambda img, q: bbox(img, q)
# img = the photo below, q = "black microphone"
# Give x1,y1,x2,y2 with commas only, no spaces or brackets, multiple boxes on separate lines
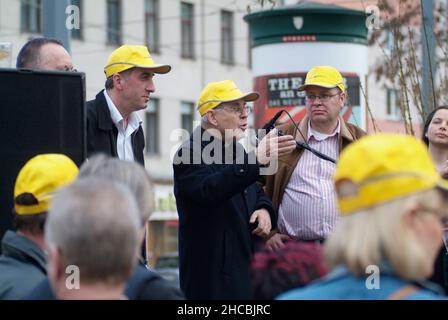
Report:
296,141,337,164
256,110,284,146
258,110,337,164
262,110,284,132
277,130,337,164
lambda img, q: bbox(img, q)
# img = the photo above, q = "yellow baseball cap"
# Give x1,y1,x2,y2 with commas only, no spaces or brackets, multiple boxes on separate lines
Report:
334,134,448,215
197,80,259,116
104,45,171,78
14,154,79,215
298,66,345,92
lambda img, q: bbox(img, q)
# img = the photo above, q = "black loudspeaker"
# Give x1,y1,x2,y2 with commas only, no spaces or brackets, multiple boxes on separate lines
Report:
0,68,86,245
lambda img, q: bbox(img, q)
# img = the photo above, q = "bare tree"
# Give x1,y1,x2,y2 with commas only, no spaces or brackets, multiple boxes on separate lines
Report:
368,0,448,134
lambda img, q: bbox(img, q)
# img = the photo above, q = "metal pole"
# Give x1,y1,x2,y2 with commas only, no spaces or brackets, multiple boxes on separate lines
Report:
43,0,71,53
200,0,205,89
421,0,436,115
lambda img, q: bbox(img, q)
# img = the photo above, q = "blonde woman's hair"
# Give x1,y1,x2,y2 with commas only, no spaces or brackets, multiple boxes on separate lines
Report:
325,188,444,281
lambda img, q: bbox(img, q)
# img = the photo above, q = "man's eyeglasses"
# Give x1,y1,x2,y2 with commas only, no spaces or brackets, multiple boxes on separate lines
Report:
305,93,340,102
61,66,77,72
216,105,252,115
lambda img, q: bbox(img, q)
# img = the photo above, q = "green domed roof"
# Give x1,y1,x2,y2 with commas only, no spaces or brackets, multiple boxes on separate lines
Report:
244,1,368,47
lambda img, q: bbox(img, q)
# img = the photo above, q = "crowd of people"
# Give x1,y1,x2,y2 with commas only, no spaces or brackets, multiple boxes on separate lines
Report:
1,37,448,300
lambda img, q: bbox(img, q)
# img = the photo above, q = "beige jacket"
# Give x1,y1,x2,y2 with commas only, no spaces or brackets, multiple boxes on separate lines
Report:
263,116,367,212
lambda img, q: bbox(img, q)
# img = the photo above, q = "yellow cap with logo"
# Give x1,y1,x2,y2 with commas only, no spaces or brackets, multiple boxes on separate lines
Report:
197,80,259,116
334,134,448,215
298,66,345,92
104,45,171,78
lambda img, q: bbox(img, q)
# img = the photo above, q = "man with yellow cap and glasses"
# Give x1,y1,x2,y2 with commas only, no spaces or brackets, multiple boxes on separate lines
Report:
264,66,366,251
87,45,171,165
279,134,448,299
0,154,78,299
173,80,296,299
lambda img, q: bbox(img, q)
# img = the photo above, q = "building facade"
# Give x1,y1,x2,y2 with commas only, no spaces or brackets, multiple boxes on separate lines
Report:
1,0,441,264
0,0,257,265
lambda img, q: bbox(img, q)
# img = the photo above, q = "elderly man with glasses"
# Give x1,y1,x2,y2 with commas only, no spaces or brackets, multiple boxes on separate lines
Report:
173,80,296,299
263,66,366,251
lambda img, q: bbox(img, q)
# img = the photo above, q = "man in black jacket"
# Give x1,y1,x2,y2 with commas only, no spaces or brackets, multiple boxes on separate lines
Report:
173,80,296,299
87,45,171,166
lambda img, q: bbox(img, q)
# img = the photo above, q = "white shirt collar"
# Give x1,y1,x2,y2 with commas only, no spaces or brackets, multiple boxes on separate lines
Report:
308,119,340,141
103,90,142,130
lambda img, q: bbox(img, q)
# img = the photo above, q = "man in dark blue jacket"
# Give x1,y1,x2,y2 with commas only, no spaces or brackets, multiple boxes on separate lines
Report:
173,80,296,299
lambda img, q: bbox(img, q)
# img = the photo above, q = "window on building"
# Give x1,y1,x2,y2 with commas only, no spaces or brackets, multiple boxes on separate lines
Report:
221,10,234,65
181,102,195,134
107,0,121,45
145,0,160,53
21,0,42,33
387,89,401,119
70,0,82,40
181,2,194,59
146,98,160,155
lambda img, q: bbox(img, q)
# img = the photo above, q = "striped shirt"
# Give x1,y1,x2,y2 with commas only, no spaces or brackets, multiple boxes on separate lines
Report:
278,121,340,240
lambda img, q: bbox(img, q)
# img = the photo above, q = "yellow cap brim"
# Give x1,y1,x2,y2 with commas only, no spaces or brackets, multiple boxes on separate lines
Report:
298,83,341,91
104,63,171,78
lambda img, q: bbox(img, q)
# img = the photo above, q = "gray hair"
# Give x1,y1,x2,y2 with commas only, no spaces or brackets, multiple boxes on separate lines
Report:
79,155,155,225
201,115,209,125
201,104,225,126
104,68,134,90
45,178,140,285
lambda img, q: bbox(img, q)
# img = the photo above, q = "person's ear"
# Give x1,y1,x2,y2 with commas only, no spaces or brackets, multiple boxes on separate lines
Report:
207,110,219,126
402,202,420,229
339,92,346,107
47,244,64,285
113,73,124,90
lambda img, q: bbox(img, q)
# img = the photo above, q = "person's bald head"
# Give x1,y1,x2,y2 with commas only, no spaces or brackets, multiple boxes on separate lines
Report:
16,38,74,71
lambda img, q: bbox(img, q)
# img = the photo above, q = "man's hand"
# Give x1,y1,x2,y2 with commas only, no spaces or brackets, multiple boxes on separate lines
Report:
249,208,272,238
256,129,296,165
265,232,291,251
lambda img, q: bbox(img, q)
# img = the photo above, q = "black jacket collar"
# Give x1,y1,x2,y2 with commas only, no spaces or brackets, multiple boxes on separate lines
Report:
95,90,114,131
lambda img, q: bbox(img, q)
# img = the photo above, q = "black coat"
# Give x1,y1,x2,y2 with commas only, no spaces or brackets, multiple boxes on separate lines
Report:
86,90,145,166
173,127,275,300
